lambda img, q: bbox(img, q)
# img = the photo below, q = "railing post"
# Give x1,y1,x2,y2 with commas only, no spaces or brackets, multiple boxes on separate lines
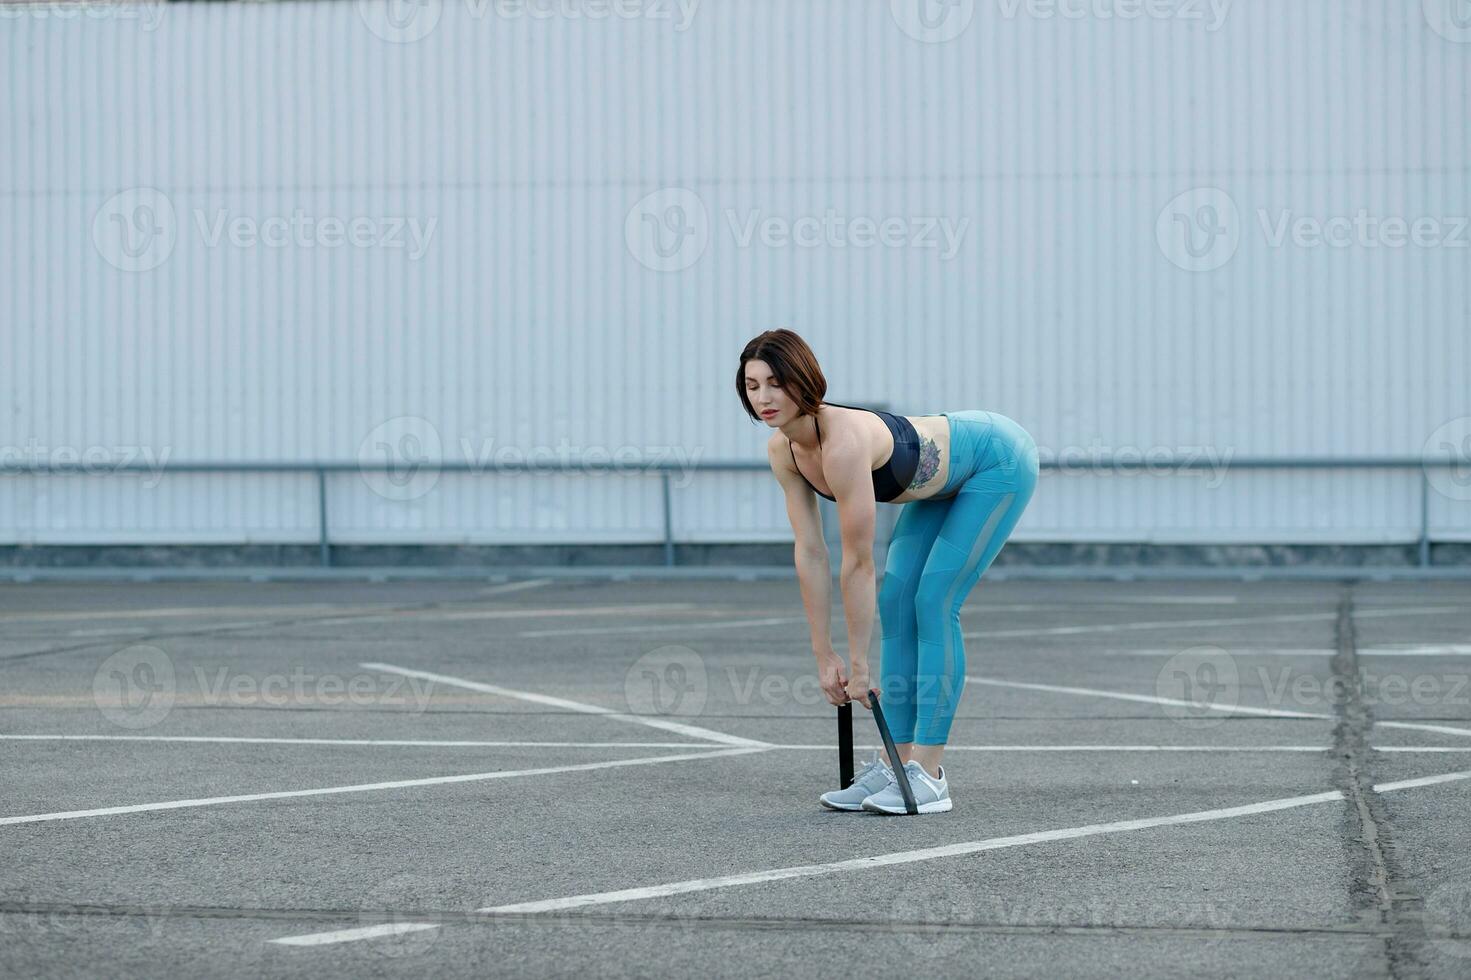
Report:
1419,469,1430,568
661,471,675,567
318,467,331,568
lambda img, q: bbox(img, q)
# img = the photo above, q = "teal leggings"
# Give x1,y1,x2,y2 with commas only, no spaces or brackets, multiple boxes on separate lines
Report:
877,411,1039,745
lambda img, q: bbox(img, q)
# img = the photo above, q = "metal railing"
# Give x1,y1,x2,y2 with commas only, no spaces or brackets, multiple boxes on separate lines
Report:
6,455,1468,568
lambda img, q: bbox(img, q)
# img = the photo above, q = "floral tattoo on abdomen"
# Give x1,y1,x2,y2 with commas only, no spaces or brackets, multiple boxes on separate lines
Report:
912,436,941,487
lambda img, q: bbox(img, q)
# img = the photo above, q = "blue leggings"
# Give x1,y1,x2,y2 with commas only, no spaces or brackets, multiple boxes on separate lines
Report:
877,411,1039,745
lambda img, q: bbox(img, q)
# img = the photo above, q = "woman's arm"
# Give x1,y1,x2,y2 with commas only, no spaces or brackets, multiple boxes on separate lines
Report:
767,439,836,658
817,428,878,706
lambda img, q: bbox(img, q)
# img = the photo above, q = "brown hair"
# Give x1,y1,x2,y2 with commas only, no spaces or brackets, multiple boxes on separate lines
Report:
736,329,828,423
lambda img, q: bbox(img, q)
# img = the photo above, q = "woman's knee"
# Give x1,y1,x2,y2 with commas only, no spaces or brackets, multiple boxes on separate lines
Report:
878,571,917,621
913,574,959,622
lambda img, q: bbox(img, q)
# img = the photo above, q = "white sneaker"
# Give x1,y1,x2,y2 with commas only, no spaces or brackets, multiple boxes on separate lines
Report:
861,760,953,815
819,750,894,811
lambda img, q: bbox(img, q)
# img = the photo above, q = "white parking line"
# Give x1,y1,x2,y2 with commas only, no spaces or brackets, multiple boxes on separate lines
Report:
520,616,802,638
0,603,375,624
0,735,730,749
0,746,764,828
270,923,441,946
359,662,768,748
478,579,553,597
261,766,1471,943
964,675,1328,720
65,627,149,637
963,605,1466,640
1100,646,1471,657
312,603,697,628
8,734,1470,753
467,768,1471,916
966,675,1471,740
1361,644,1471,656
8,734,1467,752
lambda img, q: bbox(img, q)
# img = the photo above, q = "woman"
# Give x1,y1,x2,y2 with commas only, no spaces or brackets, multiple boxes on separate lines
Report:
739,329,1039,815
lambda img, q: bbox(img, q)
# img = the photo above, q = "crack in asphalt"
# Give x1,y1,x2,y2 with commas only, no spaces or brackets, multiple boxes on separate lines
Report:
4,900,1466,942
1331,587,1431,979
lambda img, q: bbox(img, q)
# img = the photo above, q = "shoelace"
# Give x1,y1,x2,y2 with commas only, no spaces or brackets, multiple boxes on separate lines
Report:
855,753,891,784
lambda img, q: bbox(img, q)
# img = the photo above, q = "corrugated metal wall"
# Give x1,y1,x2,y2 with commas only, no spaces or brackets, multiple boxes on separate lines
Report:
1,0,1467,547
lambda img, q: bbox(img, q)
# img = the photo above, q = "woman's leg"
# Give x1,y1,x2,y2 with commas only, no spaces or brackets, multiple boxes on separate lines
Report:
876,495,952,753
910,440,1039,776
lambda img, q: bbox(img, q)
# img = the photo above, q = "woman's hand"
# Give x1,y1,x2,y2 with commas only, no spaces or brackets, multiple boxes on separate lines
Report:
845,663,873,709
816,651,849,707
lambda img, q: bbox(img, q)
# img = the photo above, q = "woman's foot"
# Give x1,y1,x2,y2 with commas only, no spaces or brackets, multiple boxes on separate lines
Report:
861,760,953,814
819,750,894,811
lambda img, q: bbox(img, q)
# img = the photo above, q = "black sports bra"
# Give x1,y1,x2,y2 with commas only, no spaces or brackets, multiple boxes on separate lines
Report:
787,401,921,503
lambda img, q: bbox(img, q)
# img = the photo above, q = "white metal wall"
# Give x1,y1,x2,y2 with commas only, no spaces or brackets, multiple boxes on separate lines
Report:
1,0,1467,547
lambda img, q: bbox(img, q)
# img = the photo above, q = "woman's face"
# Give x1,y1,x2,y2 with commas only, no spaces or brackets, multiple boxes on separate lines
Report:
743,359,795,425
